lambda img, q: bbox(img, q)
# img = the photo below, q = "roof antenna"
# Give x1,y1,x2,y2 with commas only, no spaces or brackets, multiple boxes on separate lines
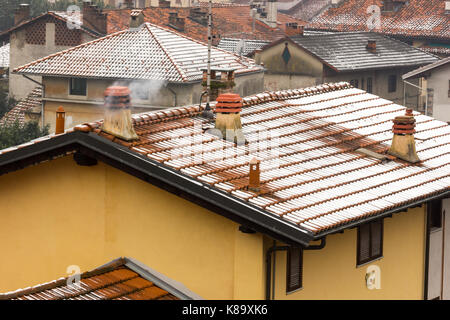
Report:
202,0,214,119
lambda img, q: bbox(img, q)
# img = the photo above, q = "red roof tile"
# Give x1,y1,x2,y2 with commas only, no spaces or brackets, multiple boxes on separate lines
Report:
0,87,42,126
13,23,262,82
308,0,450,41
0,257,200,300
104,6,307,42
1,82,449,236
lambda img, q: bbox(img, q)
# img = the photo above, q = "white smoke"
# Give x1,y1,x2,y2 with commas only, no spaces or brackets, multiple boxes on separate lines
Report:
111,79,168,105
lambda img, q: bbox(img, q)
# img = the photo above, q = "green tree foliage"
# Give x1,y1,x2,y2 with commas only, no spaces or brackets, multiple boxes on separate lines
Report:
0,0,109,32
0,89,17,119
0,120,49,149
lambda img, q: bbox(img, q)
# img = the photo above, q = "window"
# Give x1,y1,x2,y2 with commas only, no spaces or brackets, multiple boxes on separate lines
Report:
286,246,303,292
448,80,450,98
69,78,87,96
357,220,383,266
428,199,443,230
350,79,359,88
367,77,373,93
388,75,397,93
361,78,365,91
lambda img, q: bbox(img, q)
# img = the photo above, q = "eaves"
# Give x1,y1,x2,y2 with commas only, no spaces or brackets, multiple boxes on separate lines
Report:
0,130,315,247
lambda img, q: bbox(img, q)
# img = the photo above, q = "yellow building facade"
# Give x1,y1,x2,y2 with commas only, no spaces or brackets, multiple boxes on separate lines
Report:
0,154,427,299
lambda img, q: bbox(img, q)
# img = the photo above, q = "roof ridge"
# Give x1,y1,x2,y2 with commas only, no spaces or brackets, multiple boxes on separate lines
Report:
143,22,256,70
13,28,130,74
143,23,188,82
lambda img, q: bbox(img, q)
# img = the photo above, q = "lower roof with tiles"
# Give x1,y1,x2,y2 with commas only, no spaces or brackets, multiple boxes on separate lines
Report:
0,87,42,126
0,257,201,300
0,82,448,245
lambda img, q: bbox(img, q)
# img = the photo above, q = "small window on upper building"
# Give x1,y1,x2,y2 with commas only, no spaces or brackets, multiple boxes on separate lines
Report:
367,77,373,93
350,79,359,88
388,75,397,93
357,220,383,266
448,80,450,98
286,246,303,293
69,78,87,96
428,199,443,230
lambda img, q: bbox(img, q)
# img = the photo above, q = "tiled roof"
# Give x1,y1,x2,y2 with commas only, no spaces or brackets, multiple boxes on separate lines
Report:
0,257,201,300
13,23,262,82
104,6,307,42
0,87,42,126
308,0,450,41
0,82,449,237
280,0,331,21
0,11,101,41
218,38,270,56
0,43,9,68
288,32,439,72
403,56,450,80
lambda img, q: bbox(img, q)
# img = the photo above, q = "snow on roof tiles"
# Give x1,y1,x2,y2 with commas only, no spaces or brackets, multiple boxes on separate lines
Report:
13,23,262,82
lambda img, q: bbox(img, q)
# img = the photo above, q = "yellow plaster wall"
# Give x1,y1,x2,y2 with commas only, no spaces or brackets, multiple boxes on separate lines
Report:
0,156,265,299
269,206,426,299
256,41,323,78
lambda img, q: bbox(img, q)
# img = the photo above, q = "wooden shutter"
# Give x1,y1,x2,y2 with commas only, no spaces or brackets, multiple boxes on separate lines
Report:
358,223,371,264
371,220,383,257
286,247,303,292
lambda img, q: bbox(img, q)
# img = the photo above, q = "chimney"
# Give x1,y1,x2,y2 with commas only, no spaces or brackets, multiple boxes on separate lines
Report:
214,93,246,145
202,68,236,101
83,1,107,35
14,4,30,26
159,0,171,8
55,106,65,135
285,22,304,37
102,86,138,141
446,1,450,14
168,12,185,31
189,7,208,26
266,0,278,28
366,39,376,53
248,158,260,192
130,9,144,28
387,109,420,163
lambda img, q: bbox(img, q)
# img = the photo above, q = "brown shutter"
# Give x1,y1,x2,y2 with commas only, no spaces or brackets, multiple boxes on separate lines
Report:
370,220,383,257
358,223,371,264
286,247,303,292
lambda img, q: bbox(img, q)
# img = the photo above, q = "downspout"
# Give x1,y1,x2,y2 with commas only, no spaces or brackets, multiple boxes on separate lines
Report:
265,237,326,300
166,85,177,107
21,74,45,129
403,78,428,116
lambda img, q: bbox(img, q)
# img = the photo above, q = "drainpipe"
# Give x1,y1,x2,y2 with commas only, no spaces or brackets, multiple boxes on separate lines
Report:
403,79,428,116
166,84,177,107
265,237,326,300
21,74,45,129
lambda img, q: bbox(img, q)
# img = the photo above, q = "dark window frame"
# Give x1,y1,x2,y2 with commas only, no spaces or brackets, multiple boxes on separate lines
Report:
367,77,373,93
357,219,384,266
286,246,303,293
427,199,443,230
388,75,397,93
69,78,87,96
350,79,359,88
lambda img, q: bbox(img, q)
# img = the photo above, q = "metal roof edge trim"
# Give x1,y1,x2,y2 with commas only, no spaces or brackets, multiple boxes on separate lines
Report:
123,257,203,300
0,131,314,247
313,190,450,239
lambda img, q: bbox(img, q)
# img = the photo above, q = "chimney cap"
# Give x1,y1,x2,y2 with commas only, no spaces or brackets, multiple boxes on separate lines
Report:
250,157,260,165
56,106,65,112
104,86,131,109
215,93,243,113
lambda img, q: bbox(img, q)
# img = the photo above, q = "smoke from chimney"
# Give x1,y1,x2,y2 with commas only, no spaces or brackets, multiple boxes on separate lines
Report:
102,86,138,141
